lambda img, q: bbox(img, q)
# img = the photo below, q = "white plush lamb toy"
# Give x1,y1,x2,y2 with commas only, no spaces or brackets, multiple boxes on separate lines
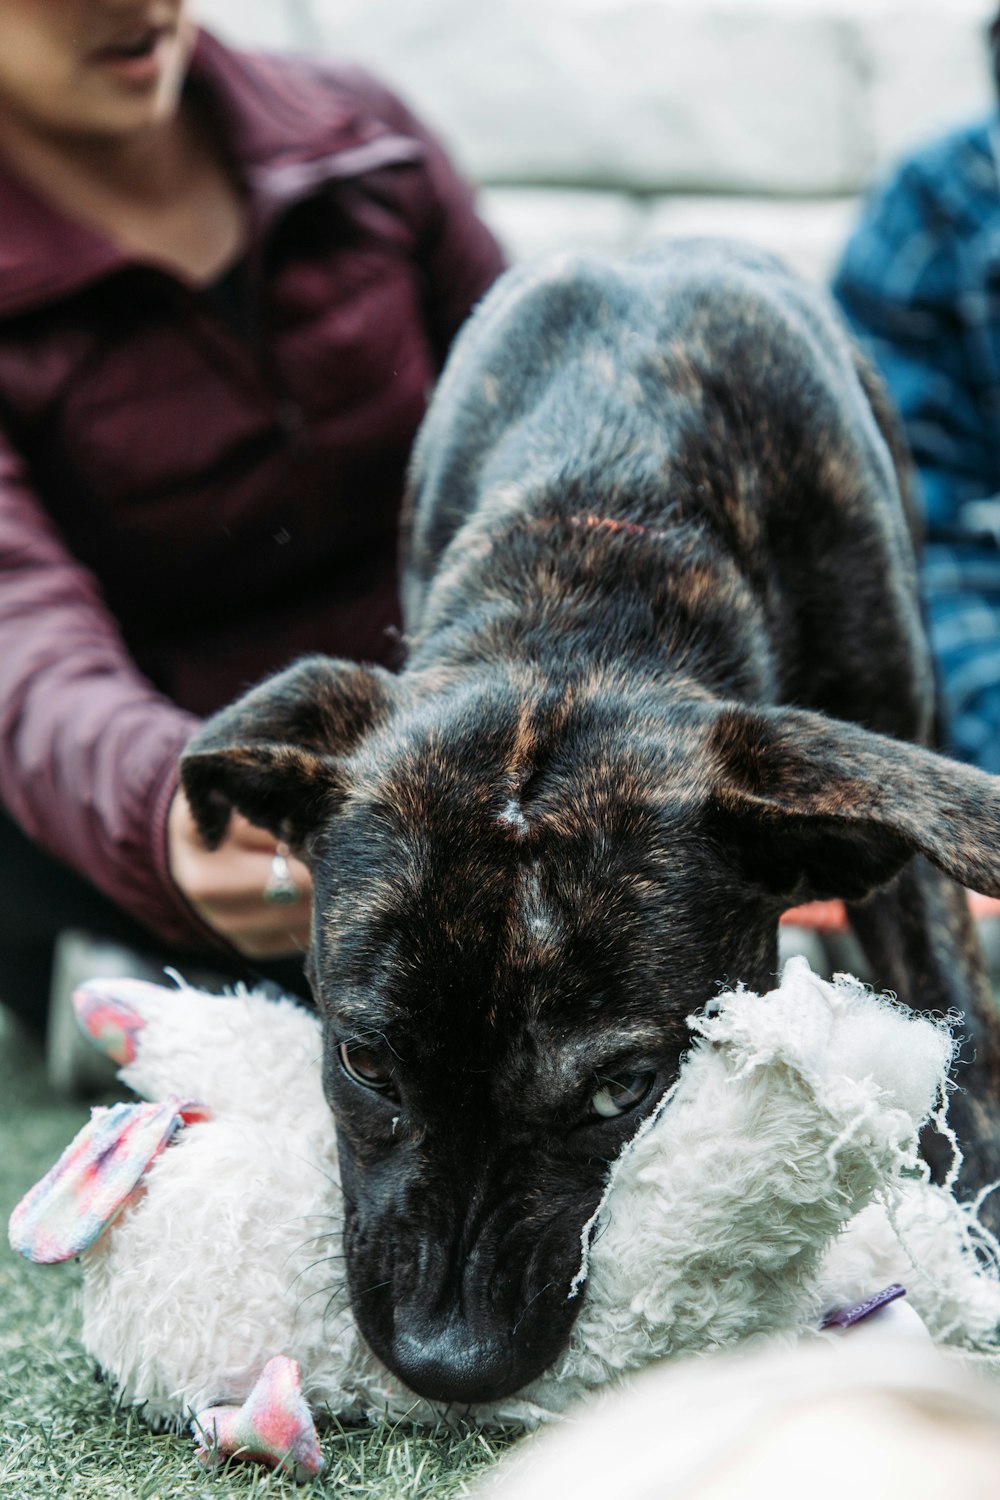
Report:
10,958,1000,1480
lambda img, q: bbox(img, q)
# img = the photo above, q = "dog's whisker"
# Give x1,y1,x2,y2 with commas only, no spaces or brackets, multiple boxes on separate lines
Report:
354,1278,392,1302
296,1280,350,1313
320,1291,354,1327
287,1254,348,1292
294,1242,347,1259
511,1280,558,1337
288,1230,345,1251
283,1154,343,1197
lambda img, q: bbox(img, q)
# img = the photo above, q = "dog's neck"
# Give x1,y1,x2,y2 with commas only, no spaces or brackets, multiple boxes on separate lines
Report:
406,504,778,705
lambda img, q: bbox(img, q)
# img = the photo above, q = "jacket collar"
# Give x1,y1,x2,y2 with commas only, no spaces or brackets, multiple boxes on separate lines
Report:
0,28,423,319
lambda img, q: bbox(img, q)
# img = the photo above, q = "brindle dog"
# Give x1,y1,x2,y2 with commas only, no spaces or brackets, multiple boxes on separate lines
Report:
181,240,1000,1406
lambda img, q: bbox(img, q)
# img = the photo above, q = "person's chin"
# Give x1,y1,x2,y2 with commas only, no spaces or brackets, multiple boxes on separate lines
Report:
77,76,186,137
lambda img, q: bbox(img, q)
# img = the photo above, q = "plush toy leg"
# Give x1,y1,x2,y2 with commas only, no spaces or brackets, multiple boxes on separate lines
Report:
194,1356,323,1482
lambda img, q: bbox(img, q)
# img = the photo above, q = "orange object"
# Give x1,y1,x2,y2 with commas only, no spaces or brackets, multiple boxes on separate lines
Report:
782,893,1000,932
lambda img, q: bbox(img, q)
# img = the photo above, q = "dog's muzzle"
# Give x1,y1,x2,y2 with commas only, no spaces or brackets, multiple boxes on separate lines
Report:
349,1240,583,1405
390,1318,517,1405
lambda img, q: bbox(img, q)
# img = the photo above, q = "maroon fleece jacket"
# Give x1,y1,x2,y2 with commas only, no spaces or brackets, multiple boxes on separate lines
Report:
0,28,504,947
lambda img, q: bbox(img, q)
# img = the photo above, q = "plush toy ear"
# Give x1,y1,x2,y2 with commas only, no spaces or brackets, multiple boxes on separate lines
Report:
8,1097,210,1264
705,703,1000,903
180,655,398,852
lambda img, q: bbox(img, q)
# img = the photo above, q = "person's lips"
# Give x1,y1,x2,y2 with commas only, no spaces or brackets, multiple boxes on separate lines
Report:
91,24,175,85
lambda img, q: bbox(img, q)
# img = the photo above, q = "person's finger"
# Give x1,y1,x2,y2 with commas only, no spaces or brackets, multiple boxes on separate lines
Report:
184,852,312,915
195,890,312,952
227,810,292,851
226,922,312,960
168,790,313,955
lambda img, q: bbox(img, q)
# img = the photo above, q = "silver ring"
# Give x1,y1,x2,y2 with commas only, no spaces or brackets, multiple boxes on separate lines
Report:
263,845,301,905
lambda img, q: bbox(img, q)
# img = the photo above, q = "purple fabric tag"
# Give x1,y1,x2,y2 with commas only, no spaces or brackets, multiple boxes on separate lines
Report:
821,1283,906,1329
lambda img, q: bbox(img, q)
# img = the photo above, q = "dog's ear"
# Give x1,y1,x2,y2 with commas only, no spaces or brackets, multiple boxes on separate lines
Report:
705,703,1000,903
180,655,397,852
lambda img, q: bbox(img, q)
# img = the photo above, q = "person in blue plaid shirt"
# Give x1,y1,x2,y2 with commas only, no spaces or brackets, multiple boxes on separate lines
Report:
833,10,1000,773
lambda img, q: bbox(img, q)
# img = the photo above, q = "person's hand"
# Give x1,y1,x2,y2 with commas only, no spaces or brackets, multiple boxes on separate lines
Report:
167,789,312,958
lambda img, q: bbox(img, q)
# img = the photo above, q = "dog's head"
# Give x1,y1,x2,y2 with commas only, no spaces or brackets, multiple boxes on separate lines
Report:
181,655,1000,1404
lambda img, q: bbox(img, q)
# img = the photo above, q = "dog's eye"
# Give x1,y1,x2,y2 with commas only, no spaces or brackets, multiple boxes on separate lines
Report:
589,1071,654,1119
338,1041,395,1093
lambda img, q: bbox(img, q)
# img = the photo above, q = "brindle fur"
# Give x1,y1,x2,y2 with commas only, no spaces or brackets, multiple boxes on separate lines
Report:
181,240,1000,1406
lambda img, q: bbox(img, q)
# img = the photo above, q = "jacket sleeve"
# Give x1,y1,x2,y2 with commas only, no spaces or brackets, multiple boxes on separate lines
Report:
0,429,212,947
832,158,999,534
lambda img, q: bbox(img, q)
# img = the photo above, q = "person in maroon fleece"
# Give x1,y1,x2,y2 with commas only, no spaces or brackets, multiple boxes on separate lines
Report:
0,0,504,1035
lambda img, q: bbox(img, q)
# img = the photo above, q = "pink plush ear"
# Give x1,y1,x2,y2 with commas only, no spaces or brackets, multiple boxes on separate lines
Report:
72,979,171,1065
7,1096,210,1264
194,1356,323,1480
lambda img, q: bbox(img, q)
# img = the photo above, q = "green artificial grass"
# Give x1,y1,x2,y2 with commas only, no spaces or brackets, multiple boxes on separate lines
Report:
0,1010,510,1499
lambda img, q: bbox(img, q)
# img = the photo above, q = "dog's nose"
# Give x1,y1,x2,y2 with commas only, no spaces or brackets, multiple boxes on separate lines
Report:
391,1326,515,1404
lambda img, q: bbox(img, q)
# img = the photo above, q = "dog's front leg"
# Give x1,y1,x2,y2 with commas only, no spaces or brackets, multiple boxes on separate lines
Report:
848,858,1000,1224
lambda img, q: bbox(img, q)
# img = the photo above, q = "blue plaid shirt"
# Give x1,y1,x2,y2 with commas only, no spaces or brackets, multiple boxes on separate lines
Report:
833,115,1000,772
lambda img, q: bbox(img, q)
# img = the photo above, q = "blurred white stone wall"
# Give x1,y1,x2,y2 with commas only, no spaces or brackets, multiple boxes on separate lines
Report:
192,0,996,280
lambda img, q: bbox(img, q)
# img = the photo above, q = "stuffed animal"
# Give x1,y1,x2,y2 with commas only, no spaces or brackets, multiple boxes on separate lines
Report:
10,958,1000,1481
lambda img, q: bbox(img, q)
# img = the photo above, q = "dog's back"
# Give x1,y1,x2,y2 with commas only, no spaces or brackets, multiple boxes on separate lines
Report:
404,239,931,745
